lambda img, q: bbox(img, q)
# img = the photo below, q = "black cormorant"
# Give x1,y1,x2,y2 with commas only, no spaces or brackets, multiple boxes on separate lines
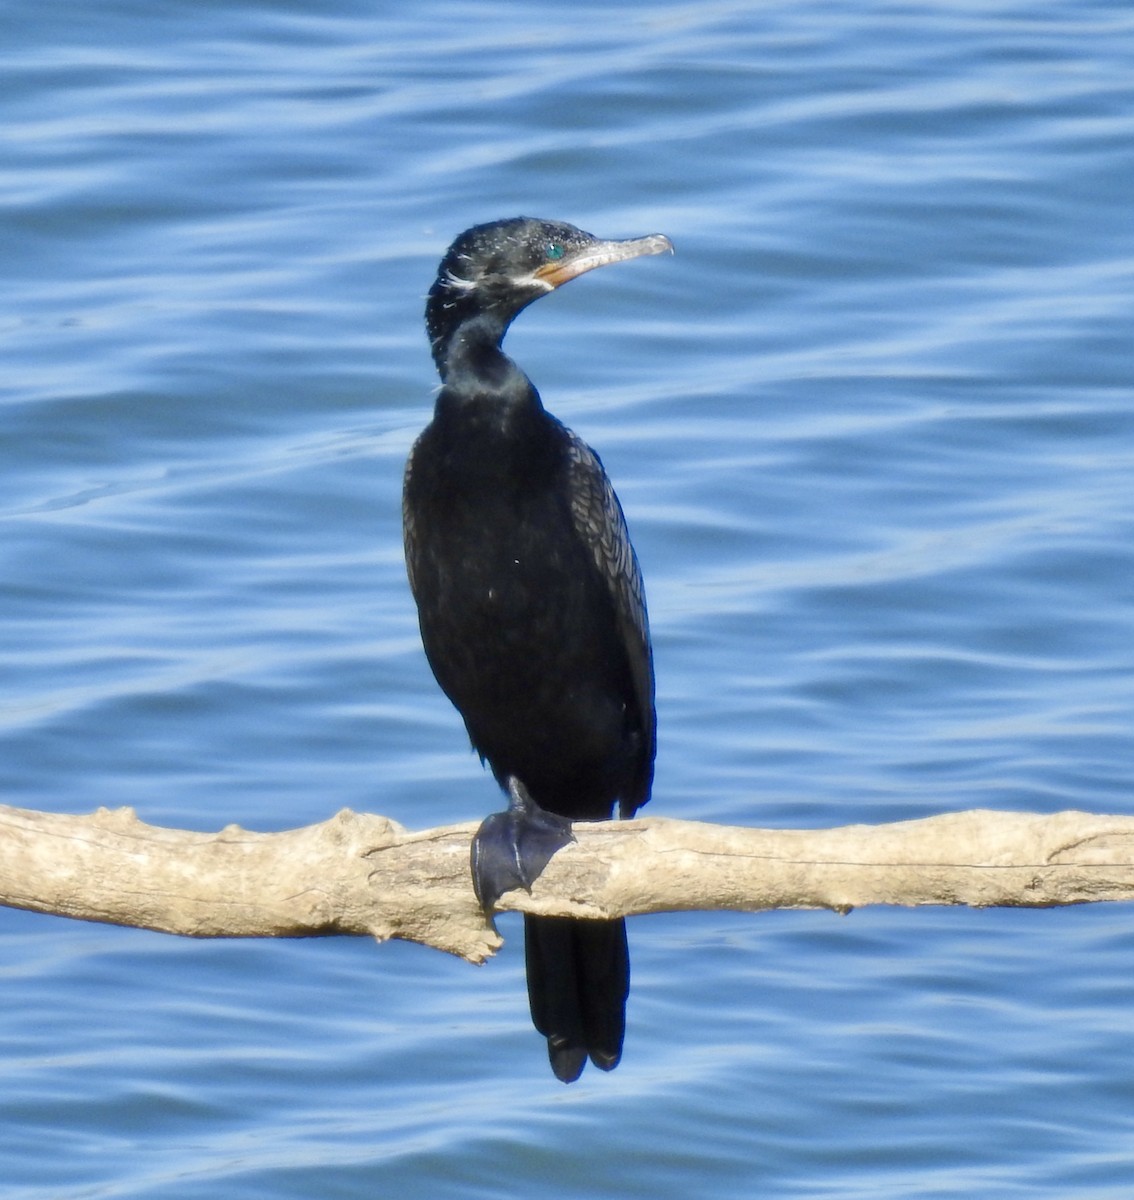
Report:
403,217,671,1081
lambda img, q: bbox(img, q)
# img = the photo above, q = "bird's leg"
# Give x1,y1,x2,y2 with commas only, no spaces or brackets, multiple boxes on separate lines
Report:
470,776,575,912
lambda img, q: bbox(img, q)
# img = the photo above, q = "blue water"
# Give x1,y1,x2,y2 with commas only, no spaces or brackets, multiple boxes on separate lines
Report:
4,0,1134,1194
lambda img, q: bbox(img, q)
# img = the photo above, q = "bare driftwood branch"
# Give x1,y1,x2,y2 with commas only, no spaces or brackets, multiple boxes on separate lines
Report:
3,803,1134,963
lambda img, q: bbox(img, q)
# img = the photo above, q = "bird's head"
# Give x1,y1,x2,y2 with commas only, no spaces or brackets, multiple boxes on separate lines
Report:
426,217,672,368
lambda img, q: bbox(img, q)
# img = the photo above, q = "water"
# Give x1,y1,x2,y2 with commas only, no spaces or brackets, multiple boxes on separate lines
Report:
4,0,1134,1195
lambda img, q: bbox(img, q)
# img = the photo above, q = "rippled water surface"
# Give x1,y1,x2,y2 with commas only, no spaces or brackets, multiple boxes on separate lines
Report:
4,1,1134,1196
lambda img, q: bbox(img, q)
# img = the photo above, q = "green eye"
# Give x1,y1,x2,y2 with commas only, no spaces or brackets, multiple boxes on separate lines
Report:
545,243,565,261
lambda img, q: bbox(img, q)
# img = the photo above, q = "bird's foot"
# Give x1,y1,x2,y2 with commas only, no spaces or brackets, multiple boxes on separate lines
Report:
471,777,575,912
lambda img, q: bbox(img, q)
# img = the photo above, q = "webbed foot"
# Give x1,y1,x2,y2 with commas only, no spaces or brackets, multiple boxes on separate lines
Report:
471,777,575,911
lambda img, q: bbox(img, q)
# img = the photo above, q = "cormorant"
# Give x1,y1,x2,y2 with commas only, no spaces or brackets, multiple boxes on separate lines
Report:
403,216,671,1082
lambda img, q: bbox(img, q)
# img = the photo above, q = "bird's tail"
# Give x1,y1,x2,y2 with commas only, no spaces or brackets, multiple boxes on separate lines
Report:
523,914,630,1083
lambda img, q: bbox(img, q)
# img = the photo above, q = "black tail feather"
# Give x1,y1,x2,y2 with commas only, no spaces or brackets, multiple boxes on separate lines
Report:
524,914,630,1083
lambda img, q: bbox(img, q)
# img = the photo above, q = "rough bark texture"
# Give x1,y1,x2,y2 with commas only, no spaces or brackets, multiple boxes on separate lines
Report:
2,803,1133,963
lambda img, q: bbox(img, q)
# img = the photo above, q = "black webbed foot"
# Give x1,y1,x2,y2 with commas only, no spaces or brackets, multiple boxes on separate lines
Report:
471,777,575,912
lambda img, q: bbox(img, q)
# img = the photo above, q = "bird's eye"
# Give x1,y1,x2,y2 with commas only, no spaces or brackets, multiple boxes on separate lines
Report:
545,243,565,261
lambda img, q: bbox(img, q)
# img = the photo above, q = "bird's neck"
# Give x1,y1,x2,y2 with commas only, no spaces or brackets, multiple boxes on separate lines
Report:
432,313,543,426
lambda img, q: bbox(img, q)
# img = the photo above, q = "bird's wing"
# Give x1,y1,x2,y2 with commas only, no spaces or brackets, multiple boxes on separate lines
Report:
401,435,422,600
563,429,656,807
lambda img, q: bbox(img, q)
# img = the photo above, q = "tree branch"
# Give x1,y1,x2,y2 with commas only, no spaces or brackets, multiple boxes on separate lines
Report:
2,803,1133,963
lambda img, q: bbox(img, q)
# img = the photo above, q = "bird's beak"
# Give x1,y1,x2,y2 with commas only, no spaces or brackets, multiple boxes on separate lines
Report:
533,233,674,289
